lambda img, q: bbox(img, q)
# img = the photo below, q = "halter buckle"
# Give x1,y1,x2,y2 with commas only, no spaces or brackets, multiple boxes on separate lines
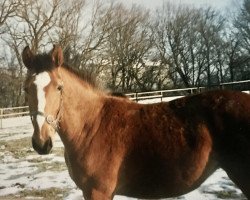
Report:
46,115,55,124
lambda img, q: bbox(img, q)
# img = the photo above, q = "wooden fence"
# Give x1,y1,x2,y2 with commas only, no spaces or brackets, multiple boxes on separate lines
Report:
0,106,29,128
0,87,204,128
0,80,249,128
126,87,205,102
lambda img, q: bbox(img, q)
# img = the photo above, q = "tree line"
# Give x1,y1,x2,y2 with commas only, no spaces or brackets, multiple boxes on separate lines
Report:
0,0,250,107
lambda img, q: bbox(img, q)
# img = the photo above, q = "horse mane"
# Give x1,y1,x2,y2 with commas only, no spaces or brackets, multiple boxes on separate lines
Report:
62,64,98,89
27,53,98,89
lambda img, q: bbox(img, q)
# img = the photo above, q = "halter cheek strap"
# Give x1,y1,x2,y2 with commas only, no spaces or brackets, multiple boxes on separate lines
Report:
29,111,60,130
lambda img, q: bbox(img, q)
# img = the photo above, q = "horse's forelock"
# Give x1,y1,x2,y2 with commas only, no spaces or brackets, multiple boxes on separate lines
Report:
29,54,54,74
26,52,99,89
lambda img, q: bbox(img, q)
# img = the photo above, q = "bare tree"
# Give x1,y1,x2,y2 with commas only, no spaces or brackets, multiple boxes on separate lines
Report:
234,0,250,54
153,3,226,88
231,0,250,81
0,0,23,106
100,3,153,92
13,0,61,52
0,0,20,34
1,0,83,106
55,0,111,79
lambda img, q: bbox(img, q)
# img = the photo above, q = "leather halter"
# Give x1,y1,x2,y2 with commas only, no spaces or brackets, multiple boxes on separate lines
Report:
29,87,63,131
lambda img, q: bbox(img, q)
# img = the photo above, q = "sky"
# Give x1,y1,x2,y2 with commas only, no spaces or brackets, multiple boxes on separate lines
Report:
120,0,239,11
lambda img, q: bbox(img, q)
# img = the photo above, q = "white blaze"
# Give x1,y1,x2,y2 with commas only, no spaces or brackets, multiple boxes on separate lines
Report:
34,72,51,129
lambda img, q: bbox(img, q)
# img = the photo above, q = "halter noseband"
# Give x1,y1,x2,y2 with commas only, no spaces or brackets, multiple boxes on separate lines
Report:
29,87,63,131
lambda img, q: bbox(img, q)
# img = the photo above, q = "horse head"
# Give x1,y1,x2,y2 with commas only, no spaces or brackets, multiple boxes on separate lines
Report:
22,45,64,155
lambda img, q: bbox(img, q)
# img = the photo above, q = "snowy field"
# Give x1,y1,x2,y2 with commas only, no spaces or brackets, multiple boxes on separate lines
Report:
0,97,247,200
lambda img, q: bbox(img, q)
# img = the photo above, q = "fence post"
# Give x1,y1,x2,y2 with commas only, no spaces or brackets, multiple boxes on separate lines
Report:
0,109,3,129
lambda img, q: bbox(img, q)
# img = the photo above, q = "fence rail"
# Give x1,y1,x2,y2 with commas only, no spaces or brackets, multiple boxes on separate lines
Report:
1,80,249,128
126,87,205,102
1,87,203,128
0,106,29,128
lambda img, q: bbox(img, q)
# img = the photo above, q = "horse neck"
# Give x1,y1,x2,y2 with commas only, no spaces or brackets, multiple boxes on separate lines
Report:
58,67,104,149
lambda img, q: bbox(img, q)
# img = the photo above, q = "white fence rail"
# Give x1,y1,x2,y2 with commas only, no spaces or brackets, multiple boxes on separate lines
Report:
1,84,249,128
0,87,203,128
126,87,205,102
0,106,29,128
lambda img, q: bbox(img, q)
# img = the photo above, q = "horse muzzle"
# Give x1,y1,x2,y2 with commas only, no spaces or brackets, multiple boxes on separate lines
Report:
32,137,53,155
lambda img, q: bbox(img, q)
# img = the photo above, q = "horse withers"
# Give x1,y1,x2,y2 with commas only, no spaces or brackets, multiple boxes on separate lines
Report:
22,45,250,200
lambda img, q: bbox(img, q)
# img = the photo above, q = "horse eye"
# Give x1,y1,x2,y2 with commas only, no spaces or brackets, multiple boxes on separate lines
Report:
57,85,63,91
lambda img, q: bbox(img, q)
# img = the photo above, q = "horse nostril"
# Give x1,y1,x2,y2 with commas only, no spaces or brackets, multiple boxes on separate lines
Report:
32,137,53,155
45,137,53,153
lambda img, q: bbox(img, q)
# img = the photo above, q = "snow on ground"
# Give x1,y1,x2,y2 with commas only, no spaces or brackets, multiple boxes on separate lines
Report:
0,97,247,199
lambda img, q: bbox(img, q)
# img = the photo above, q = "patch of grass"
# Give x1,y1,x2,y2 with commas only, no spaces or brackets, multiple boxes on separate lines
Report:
1,137,67,173
0,137,72,200
26,147,67,172
210,190,247,199
36,160,67,172
0,137,33,159
52,147,65,157
1,187,71,200
216,190,235,198
1,137,65,160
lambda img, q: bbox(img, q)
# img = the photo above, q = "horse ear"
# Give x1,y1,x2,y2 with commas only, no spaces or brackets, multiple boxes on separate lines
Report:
22,46,34,70
51,45,64,67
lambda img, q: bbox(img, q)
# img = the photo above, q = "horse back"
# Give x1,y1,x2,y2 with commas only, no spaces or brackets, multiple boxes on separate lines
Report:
168,89,250,148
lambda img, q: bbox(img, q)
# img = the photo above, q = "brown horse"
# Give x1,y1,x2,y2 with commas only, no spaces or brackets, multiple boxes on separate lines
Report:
22,45,250,200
